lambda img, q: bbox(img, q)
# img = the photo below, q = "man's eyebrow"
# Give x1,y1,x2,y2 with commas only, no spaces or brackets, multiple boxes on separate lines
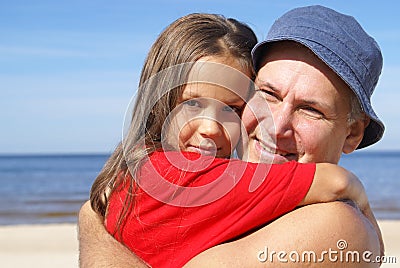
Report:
256,78,332,109
302,99,320,106
255,79,279,91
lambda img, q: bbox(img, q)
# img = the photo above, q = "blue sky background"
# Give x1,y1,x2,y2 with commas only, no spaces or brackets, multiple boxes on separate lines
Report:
1,0,399,154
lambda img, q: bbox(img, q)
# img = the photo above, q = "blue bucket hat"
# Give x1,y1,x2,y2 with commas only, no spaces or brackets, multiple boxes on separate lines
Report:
252,5,385,149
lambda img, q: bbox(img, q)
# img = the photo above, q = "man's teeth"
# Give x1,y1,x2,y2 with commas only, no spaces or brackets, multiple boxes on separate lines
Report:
258,141,276,154
258,140,290,157
276,151,289,156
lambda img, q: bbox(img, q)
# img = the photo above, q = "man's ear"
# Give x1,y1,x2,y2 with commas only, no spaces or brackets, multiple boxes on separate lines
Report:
343,116,370,154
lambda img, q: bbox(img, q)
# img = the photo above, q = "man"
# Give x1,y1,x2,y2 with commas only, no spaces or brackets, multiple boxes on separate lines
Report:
79,5,385,267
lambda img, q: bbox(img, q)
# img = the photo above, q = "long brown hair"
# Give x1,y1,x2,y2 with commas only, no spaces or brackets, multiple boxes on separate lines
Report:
90,13,257,226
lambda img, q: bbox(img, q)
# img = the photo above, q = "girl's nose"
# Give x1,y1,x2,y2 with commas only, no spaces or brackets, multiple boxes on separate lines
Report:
197,117,223,138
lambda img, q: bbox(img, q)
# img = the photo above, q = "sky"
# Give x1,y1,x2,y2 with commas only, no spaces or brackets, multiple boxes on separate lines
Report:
1,0,399,154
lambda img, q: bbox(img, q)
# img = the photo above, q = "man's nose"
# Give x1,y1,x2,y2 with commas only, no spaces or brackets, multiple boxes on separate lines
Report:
272,104,294,138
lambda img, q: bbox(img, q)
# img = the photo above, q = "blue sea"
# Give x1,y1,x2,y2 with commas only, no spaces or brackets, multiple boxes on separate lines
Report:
0,151,399,225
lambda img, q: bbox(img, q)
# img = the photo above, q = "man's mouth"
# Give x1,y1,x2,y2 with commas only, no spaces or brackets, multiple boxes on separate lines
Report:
253,137,297,162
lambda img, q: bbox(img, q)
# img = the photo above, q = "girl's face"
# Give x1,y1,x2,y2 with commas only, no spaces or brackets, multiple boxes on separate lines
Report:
164,56,251,158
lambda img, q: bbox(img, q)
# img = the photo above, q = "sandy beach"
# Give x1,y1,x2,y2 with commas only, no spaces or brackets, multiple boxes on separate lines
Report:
0,220,398,267
379,221,400,267
0,224,79,268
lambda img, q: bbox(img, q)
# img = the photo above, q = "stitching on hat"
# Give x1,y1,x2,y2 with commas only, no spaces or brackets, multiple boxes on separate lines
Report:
273,25,375,87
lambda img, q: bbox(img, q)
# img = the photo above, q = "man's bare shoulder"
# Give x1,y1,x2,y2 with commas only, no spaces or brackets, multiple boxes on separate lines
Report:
78,201,149,268
185,202,381,267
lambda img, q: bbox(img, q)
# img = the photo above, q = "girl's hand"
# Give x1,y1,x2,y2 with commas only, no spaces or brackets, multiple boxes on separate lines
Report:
299,163,384,259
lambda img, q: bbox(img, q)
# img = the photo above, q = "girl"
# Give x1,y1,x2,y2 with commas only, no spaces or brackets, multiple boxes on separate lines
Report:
90,13,369,267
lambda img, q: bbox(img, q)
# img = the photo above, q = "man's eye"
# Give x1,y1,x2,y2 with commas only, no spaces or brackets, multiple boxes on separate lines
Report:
301,106,324,118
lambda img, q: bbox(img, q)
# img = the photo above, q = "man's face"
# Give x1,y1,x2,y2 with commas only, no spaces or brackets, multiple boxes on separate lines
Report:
241,42,358,164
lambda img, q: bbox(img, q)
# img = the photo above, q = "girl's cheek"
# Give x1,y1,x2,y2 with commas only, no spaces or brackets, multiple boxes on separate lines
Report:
224,122,242,149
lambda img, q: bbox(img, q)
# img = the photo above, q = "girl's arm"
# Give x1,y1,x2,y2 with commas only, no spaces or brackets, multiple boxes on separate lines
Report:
298,163,384,255
299,163,368,210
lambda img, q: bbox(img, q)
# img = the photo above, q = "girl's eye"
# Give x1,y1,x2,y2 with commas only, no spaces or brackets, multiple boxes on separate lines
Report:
183,99,200,108
222,105,242,115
